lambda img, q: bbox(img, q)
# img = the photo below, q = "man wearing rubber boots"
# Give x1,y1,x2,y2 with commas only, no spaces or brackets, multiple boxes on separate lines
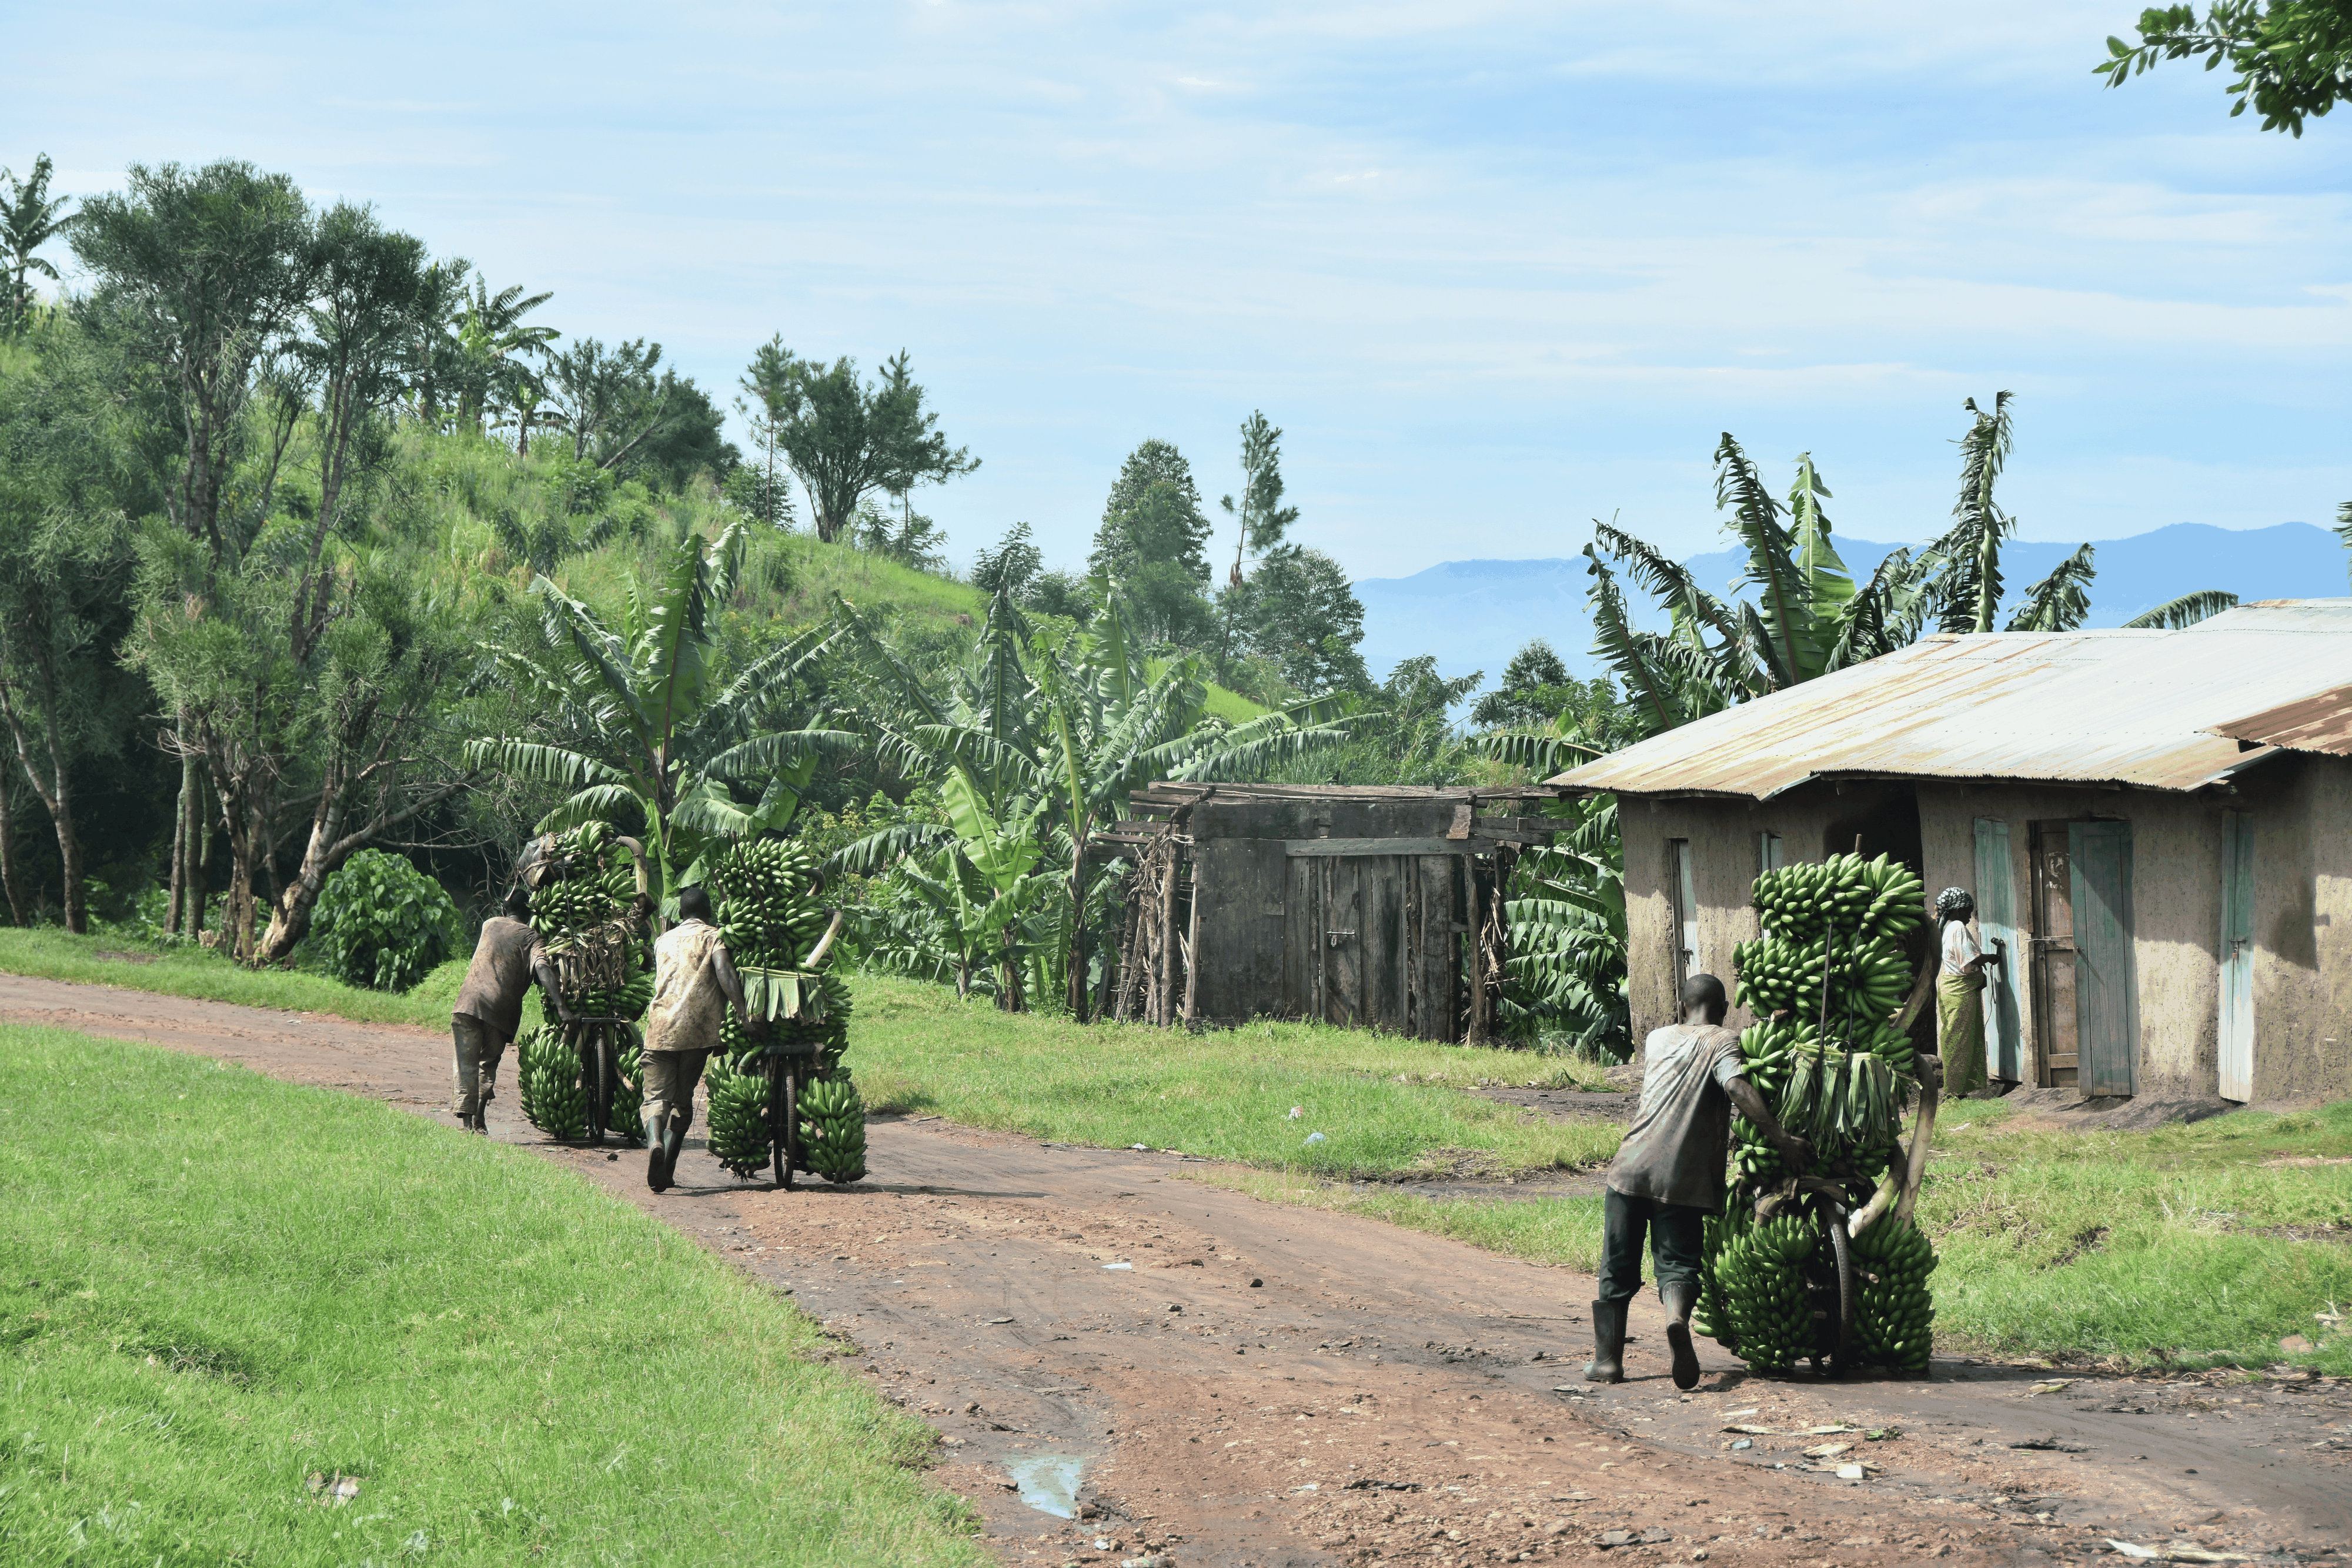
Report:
1587,974,1810,1389
642,884,762,1192
450,885,569,1134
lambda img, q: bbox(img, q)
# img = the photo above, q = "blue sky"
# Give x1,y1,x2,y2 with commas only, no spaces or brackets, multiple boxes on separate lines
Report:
15,2,2352,579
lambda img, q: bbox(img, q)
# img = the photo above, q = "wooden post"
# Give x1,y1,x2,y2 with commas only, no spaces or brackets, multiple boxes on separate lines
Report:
1466,857,1489,1045
1181,851,1201,1025
1156,845,1178,1025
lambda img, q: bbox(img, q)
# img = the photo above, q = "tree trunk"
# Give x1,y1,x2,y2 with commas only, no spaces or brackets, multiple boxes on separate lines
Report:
165,751,189,935
0,772,24,927
0,647,88,934
186,765,211,938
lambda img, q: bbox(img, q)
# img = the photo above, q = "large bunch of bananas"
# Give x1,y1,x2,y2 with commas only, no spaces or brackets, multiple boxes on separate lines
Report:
1851,1217,1936,1371
1709,1215,1816,1373
700,835,861,1181
516,821,652,1144
1703,848,1942,1374
799,1073,868,1183
517,1022,590,1140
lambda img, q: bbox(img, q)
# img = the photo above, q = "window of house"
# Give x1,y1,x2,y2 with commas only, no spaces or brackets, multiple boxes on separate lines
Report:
1758,832,1784,874
1670,838,1698,993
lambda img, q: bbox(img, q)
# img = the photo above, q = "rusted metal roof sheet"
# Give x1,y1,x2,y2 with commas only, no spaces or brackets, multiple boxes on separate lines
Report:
2205,681,2352,756
1549,600,2352,800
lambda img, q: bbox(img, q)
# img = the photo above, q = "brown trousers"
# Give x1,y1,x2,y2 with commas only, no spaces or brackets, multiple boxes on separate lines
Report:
450,1014,508,1116
642,1048,710,1138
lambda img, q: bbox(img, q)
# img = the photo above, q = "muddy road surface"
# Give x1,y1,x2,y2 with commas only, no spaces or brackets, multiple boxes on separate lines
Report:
8,969,2348,1568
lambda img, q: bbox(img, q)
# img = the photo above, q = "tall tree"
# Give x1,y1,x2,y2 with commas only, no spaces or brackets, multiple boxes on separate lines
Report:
1214,410,1300,670
739,340,975,543
1222,544,1371,695
0,153,72,336
74,161,311,937
2097,2,2352,134
0,317,141,932
1090,440,1217,647
71,160,311,561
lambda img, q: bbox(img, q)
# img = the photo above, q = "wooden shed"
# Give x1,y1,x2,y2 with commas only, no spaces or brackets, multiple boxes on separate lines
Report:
1086,782,1566,1041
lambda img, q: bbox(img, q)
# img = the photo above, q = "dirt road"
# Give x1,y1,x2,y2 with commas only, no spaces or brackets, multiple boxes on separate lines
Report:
9,969,2348,1568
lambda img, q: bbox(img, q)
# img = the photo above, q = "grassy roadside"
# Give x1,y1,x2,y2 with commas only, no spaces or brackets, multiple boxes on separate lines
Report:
846,974,1618,1178
0,931,1613,1178
0,928,450,1027
0,1025,986,1567
1208,1098,2352,1373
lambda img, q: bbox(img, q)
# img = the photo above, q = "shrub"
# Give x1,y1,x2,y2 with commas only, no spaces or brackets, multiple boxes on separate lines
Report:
308,851,463,992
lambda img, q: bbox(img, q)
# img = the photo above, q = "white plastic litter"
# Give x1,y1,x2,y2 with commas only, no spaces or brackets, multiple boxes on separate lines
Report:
1102,1262,1132,1271
1287,1106,1304,1119
1305,1132,1327,1144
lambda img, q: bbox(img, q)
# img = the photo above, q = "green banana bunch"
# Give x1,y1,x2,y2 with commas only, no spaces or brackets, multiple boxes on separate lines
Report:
607,1029,644,1140
1850,1217,1937,1371
800,1071,868,1184
516,1024,589,1141
1752,853,1926,950
1692,1205,1752,1348
703,1054,772,1177
1708,1215,1816,1373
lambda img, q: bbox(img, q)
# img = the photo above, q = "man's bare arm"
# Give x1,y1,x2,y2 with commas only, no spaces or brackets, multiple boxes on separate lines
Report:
1726,1075,1809,1174
710,943,763,1035
530,948,574,1023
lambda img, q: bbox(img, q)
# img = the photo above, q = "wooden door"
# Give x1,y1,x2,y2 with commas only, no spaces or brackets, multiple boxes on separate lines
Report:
1972,817,2024,1083
2219,812,2256,1102
2028,820,2080,1088
2070,820,2140,1098
1282,850,1465,1038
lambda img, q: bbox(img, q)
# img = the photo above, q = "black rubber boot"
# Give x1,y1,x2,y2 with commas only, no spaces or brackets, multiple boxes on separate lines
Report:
1661,1280,1702,1390
662,1125,686,1188
646,1118,671,1192
1583,1299,1626,1384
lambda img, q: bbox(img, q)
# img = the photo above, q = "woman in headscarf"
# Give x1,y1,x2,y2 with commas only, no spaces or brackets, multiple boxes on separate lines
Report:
1934,887,2002,1096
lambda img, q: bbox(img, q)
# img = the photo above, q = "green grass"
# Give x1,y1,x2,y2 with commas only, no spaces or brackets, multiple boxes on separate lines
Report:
846,974,1616,1178
0,928,450,1028
0,1027,985,1567
1205,1097,2352,1374
1915,1098,2352,1372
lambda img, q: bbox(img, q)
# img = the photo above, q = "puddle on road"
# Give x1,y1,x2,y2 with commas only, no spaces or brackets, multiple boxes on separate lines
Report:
1008,1452,1087,1519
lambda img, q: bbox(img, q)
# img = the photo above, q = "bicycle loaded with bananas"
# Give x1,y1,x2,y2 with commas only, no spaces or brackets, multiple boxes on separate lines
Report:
1705,852,1946,1377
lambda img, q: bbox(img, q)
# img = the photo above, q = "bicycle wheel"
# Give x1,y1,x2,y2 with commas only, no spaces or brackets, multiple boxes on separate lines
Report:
776,1060,798,1191
1825,1208,1855,1376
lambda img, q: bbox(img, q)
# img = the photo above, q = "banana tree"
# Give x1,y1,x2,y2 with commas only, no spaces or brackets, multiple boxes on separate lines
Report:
469,519,854,906
1476,728,1632,1058
834,582,1353,1013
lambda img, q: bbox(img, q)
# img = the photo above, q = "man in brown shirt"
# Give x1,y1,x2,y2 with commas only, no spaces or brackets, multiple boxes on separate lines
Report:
641,884,761,1192
450,885,568,1133
1587,974,1809,1389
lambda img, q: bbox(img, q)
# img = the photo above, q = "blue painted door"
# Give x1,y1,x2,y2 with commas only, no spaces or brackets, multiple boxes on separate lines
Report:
2069,820,2139,1098
1972,818,2024,1083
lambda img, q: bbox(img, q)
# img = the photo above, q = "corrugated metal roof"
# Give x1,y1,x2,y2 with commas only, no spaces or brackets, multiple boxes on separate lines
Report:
2205,681,2352,757
1549,600,2352,800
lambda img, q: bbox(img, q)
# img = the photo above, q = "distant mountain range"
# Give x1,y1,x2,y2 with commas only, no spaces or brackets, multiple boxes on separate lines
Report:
1352,521,2350,693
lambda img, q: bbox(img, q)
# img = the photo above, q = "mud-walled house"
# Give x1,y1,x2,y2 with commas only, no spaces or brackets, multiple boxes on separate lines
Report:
1549,601,2352,1105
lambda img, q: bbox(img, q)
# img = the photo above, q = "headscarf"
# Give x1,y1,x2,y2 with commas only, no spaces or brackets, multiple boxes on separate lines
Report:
1935,886,1974,924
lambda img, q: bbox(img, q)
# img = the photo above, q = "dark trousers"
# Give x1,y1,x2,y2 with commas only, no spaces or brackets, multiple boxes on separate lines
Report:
1598,1188,1706,1303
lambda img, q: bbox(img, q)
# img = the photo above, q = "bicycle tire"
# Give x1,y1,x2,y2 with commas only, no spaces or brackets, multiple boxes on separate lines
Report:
1826,1208,1855,1376
778,1062,798,1191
